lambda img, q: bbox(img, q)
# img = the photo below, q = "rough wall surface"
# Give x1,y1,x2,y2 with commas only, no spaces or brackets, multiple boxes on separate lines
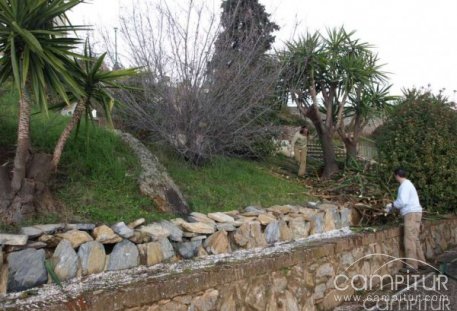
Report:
2,217,456,311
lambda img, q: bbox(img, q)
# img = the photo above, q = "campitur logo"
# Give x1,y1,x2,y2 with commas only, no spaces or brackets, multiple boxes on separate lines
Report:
333,253,451,310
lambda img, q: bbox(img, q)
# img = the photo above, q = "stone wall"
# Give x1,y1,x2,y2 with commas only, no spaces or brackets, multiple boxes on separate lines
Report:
1,215,456,311
0,202,351,294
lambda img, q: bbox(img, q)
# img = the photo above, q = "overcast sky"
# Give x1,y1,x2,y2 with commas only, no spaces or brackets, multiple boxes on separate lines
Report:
69,0,457,98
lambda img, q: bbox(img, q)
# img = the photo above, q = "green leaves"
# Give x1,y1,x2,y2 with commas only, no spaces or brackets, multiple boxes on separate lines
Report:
376,90,457,212
0,0,85,110
58,39,138,132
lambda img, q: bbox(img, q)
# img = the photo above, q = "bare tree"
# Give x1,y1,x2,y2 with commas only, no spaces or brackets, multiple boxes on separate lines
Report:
112,0,281,164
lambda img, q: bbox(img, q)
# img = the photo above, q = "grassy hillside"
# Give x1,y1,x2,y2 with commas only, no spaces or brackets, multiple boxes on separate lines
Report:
0,89,159,225
154,149,311,213
1,88,311,226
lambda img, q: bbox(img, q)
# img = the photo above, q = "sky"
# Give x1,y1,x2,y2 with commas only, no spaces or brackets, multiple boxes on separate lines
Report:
69,0,457,99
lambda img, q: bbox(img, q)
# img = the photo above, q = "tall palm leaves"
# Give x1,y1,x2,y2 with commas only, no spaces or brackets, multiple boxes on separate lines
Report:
0,0,83,191
280,27,391,171
51,42,138,168
0,0,83,110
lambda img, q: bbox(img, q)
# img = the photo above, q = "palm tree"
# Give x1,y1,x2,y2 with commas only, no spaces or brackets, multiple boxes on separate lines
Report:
280,27,387,176
0,0,83,222
51,42,137,169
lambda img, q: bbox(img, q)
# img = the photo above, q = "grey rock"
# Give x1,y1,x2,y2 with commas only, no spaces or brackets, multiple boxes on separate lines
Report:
107,240,139,271
333,208,343,229
207,212,235,223
307,201,319,209
310,214,324,235
7,249,47,292
33,224,64,234
176,240,202,259
188,212,216,225
51,239,79,281
244,206,265,214
159,238,175,260
160,220,183,242
111,222,134,239
191,235,207,241
216,223,236,232
66,223,96,231
264,221,281,244
20,227,43,238
340,208,352,228
0,234,28,246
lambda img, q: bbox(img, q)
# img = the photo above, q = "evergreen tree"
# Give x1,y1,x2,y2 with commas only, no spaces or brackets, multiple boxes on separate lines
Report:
213,0,279,68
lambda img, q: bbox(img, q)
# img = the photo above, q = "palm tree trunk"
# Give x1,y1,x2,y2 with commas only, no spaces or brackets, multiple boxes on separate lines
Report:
51,101,85,169
11,92,32,192
307,105,339,178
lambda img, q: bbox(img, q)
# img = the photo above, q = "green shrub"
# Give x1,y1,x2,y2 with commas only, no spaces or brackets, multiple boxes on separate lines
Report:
376,90,457,212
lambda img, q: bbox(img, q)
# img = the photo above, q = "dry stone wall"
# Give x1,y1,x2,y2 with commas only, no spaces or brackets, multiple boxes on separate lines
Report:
0,202,351,295
1,216,456,311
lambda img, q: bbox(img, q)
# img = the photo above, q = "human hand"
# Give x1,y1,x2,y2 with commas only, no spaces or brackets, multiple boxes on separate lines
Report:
384,203,393,214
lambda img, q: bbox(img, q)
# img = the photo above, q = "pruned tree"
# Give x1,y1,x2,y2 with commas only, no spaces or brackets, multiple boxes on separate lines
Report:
280,27,388,176
113,0,281,164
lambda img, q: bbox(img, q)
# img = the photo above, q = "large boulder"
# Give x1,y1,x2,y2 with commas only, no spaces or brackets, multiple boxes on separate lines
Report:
289,218,310,240
180,222,215,235
7,249,47,292
138,223,171,241
176,240,202,259
138,239,175,266
20,227,43,238
0,234,28,246
188,212,216,225
92,225,122,244
159,220,183,242
204,231,231,255
264,221,280,244
233,221,267,249
207,212,235,223
310,214,325,235
57,230,93,248
78,241,106,276
51,239,79,281
107,240,139,271
116,131,190,214
111,222,134,239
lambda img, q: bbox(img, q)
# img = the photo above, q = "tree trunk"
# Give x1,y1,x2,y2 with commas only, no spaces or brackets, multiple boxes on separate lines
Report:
11,93,32,192
343,138,358,163
307,106,339,178
0,92,57,224
52,101,85,169
320,130,339,178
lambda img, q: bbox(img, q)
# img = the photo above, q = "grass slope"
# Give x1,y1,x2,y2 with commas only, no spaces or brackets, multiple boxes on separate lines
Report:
1,88,311,226
0,89,159,225
156,150,311,213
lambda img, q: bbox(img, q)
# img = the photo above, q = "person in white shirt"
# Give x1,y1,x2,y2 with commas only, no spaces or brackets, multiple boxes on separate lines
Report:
385,168,426,272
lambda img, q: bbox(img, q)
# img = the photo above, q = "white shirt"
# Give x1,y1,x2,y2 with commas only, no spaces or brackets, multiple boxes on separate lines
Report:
393,179,422,216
